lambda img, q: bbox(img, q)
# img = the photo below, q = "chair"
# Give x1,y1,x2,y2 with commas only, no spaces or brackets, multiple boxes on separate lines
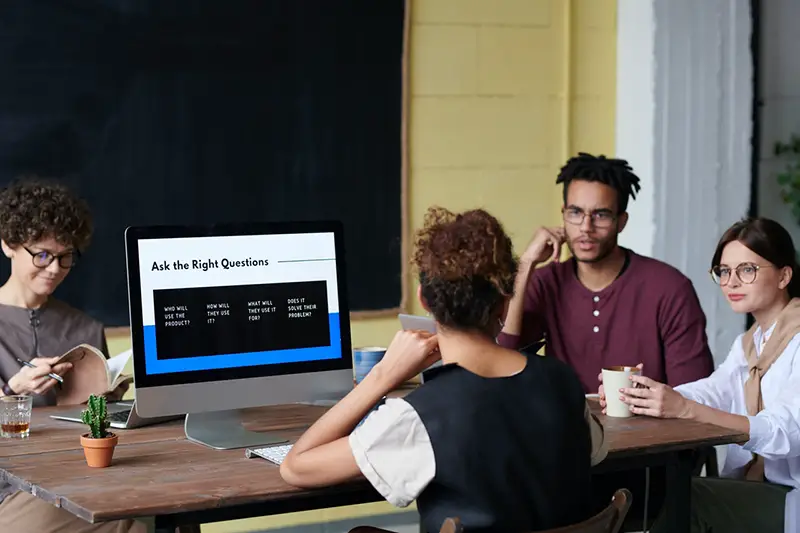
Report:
349,488,632,533
541,488,632,533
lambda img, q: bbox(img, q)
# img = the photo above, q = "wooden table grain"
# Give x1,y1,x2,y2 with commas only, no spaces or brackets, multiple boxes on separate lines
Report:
0,402,748,532
588,399,749,459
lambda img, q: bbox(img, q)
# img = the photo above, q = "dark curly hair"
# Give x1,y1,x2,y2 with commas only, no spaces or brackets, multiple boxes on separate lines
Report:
412,207,518,333
0,177,93,250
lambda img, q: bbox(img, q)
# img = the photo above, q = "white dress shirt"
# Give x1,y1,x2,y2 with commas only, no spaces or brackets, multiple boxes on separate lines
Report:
675,326,800,533
349,397,608,508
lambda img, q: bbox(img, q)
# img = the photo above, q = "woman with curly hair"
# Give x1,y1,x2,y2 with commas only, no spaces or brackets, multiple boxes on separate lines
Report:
0,177,144,533
280,207,608,532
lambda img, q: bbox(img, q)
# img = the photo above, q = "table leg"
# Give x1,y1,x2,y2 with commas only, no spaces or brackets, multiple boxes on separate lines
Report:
663,450,694,532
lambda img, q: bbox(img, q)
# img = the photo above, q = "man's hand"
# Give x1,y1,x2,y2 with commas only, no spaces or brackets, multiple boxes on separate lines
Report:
501,227,564,340
521,227,566,266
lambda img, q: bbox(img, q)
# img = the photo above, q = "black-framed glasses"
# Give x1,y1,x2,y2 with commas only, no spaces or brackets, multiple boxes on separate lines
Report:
710,262,773,286
562,207,617,229
22,245,80,269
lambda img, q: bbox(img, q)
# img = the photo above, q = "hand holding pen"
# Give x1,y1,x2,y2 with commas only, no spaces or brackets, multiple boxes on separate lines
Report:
7,357,73,396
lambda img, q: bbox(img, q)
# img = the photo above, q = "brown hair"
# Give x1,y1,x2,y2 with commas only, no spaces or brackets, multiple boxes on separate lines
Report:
0,176,93,250
412,207,518,333
711,217,800,298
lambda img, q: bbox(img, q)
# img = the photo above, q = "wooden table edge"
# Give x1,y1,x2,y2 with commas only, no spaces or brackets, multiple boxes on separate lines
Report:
53,480,379,524
606,431,750,459
3,471,92,523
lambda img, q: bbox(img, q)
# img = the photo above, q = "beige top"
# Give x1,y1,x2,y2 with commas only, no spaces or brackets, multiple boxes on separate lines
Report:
741,298,800,481
0,298,108,504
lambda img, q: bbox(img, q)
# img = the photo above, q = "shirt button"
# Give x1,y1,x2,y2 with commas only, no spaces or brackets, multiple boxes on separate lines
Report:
593,326,600,333
593,310,600,317
593,296,600,302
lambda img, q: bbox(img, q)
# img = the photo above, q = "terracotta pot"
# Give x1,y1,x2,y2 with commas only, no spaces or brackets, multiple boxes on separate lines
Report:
80,433,118,468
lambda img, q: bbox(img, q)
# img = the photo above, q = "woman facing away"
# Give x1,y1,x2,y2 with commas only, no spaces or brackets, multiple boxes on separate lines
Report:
281,207,608,533
599,217,800,533
0,178,142,533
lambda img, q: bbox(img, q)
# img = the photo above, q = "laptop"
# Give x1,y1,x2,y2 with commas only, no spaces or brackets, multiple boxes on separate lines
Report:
50,400,181,429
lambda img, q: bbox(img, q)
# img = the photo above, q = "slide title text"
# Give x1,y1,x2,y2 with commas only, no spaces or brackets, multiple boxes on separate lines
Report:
151,257,269,272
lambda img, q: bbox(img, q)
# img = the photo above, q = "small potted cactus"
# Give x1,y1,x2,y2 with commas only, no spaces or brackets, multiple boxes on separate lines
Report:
79,394,118,468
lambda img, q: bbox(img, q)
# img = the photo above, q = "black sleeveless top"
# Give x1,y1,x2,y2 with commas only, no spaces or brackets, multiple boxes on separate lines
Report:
404,354,593,533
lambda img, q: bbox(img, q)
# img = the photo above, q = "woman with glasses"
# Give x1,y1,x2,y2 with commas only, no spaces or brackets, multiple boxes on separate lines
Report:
0,177,143,533
600,217,800,533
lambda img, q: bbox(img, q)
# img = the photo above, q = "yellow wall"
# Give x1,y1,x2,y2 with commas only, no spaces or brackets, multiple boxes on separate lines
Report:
107,0,617,530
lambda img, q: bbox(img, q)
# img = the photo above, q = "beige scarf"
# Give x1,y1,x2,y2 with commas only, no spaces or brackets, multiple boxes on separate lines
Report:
741,297,800,481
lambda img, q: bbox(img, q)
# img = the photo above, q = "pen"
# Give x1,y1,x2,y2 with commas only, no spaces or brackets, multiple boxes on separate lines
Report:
15,358,64,383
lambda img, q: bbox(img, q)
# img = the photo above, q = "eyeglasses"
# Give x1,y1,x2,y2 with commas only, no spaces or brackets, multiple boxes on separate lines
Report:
562,207,617,229
22,245,80,269
709,262,773,286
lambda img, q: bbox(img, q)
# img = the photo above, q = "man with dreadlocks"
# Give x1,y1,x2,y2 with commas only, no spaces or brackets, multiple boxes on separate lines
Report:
498,152,714,526
498,152,713,391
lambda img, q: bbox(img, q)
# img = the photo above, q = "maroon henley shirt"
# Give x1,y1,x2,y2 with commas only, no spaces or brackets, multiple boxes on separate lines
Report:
497,249,714,393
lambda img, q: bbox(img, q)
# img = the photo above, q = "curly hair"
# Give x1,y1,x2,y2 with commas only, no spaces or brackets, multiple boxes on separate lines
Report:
0,177,93,250
412,207,518,332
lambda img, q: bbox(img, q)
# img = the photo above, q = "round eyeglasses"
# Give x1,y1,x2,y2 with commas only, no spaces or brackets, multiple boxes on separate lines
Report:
22,245,80,269
562,207,617,229
709,262,773,286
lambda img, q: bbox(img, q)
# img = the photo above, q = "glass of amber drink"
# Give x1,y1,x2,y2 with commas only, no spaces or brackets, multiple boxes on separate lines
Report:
1,395,32,438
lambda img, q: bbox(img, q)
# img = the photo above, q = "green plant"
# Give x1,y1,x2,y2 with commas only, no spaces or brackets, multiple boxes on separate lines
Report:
80,394,110,439
775,134,800,223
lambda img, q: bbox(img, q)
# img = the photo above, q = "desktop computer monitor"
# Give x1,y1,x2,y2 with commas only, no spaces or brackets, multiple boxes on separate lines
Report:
124,221,353,450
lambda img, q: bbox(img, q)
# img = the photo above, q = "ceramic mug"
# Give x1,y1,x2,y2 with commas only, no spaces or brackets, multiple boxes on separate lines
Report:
602,365,642,418
352,346,387,385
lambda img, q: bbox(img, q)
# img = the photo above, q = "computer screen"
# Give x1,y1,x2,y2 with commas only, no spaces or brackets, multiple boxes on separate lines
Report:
125,222,353,448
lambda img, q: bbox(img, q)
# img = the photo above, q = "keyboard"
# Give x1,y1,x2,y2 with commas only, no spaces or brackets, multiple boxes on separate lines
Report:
246,444,293,465
108,410,131,423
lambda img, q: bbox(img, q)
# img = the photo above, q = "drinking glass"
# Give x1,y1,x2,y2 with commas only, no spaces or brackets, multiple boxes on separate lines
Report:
1,395,33,438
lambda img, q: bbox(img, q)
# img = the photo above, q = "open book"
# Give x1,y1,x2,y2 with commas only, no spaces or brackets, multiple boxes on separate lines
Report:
55,344,134,406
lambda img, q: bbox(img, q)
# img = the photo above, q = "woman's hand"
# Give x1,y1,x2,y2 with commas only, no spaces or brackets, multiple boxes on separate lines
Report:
7,357,73,396
619,375,694,419
371,330,440,391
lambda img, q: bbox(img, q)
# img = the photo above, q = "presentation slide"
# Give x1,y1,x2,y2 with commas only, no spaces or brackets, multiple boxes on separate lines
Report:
136,232,341,375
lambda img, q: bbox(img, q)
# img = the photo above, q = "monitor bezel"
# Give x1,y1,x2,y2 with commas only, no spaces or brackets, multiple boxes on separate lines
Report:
125,221,353,389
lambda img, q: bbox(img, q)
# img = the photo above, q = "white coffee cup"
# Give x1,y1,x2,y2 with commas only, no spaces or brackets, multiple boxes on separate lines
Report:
602,365,642,418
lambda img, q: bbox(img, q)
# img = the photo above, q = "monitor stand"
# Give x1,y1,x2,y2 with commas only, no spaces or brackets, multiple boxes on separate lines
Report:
184,410,289,450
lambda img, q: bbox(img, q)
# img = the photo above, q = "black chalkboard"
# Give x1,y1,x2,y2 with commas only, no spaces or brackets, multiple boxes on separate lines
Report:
0,0,407,326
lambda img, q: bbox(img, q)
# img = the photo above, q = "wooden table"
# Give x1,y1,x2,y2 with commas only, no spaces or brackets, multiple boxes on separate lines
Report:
0,403,748,533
